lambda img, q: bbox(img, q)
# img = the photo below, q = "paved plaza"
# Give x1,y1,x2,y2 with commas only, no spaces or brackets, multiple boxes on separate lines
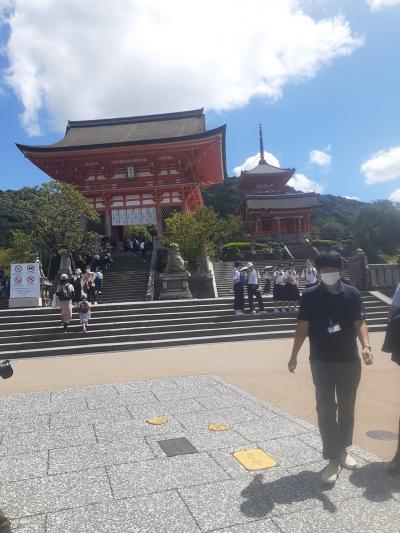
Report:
0,374,399,532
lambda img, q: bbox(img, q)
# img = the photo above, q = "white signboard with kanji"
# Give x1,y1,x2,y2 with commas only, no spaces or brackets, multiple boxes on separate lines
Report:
10,263,40,299
111,207,157,226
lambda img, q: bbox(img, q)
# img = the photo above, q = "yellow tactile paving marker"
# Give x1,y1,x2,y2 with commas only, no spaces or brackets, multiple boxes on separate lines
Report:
233,448,278,471
147,417,168,425
208,423,231,431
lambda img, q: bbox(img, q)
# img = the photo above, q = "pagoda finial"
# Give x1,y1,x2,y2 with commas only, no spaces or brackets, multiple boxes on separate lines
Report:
259,123,267,165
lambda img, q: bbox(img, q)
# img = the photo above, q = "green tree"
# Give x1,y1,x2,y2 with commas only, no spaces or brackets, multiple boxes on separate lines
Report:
353,200,400,261
164,207,220,270
29,182,100,259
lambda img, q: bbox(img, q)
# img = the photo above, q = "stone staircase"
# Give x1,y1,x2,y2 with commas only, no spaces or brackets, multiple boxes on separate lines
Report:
286,240,318,259
0,293,389,359
95,252,150,304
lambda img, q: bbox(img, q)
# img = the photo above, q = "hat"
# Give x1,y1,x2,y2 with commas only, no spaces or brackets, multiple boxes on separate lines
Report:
240,266,248,272
264,266,273,271
60,273,69,280
247,262,254,268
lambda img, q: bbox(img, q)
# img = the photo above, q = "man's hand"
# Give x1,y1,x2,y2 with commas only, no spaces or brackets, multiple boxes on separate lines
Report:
288,356,297,373
362,346,373,365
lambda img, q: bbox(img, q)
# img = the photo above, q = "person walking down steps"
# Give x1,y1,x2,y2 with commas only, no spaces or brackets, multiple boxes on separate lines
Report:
55,274,74,333
77,293,91,333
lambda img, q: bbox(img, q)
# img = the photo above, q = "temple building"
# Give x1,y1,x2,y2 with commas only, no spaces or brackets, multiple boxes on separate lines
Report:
17,109,226,240
236,126,320,241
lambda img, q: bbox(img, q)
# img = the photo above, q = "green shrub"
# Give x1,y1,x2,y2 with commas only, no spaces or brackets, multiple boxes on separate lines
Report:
311,239,336,247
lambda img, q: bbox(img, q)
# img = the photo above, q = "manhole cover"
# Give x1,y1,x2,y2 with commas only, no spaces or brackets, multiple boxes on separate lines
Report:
366,430,398,441
158,437,198,457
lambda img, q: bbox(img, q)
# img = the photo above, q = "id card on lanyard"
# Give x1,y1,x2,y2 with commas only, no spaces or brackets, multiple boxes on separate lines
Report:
328,318,342,334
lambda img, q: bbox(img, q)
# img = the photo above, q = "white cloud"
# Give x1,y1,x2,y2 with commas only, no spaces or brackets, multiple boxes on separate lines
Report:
309,145,332,166
0,1,363,135
288,173,323,193
233,152,281,177
389,189,400,203
361,146,400,185
342,195,360,200
367,0,400,11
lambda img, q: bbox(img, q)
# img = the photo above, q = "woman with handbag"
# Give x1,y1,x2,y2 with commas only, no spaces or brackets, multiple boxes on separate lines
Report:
382,283,400,475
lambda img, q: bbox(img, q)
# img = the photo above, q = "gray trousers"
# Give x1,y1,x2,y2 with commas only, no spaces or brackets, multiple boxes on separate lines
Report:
310,359,361,460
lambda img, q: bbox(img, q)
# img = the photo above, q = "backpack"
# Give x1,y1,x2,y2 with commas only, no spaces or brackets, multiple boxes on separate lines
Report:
238,271,247,287
57,285,72,301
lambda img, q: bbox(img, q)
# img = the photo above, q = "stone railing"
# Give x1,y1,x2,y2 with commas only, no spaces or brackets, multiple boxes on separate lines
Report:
369,264,400,289
145,236,161,301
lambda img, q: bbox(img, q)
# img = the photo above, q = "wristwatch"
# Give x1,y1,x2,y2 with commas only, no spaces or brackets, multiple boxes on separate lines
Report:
362,345,371,350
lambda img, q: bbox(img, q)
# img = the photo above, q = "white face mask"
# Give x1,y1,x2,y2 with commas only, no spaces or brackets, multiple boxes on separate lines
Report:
320,272,340,285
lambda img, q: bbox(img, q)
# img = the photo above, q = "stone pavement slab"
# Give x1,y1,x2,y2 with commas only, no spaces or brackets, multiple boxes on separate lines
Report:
0,374,398,533
46,491,200,533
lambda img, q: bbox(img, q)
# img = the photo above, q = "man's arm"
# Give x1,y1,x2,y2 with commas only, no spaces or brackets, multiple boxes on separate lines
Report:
354,320,373,365
288,320,309,373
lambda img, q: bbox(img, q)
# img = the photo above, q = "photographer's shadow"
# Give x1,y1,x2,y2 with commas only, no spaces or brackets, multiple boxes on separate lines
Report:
348,461,400,502
240,470,337,519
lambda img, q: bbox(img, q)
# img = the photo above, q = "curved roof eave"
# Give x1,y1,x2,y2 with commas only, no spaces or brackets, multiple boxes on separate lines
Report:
16,124,226,154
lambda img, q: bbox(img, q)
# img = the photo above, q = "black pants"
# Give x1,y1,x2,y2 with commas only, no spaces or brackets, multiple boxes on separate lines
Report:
233,283,244,311
310,359,361,460
263,279,271,294
247,284,264,311
86,286,96,303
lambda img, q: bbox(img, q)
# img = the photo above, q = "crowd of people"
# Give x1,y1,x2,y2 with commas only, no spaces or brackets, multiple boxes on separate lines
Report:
54,261,105,333
125,237,148,262
232,259,317,317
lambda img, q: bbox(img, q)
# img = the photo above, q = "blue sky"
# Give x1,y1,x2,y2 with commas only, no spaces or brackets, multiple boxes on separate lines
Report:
1,0,400,202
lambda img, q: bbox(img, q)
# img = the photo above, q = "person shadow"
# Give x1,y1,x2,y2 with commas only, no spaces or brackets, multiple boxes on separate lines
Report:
240,462,400,520
348,461,400,502
240,470,337,519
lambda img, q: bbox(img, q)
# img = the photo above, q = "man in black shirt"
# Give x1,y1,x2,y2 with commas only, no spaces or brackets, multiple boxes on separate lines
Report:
288,252,373,484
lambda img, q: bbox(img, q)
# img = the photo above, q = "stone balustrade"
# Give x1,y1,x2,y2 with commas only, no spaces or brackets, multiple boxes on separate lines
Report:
369,264,400,289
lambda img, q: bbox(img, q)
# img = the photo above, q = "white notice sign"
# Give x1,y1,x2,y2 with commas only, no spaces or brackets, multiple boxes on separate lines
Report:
10,263,41,299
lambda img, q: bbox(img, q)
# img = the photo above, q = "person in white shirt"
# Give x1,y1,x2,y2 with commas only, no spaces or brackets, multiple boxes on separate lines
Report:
232,261,245,317
285,262,300,312
273,264,287,313
301,259,318,289
140,240,146,262
246,262,267,314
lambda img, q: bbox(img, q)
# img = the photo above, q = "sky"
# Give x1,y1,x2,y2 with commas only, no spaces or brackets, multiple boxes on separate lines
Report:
0,0,400,203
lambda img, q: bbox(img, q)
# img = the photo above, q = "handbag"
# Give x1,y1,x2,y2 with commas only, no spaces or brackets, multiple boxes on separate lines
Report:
52,293,59,308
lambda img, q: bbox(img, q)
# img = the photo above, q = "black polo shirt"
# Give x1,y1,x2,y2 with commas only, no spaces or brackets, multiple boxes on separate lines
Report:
298,281,365,362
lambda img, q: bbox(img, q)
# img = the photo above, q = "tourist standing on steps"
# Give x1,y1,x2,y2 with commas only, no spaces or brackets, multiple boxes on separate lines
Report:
140,240,146,261
82,266,97,305
301,259,318,289
284,262,300,312
272,264,286,313
56,273,75,333
232,261,245,317
288,251,373,485
382,282,400,475
70,268,82,303
246,262,267,315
